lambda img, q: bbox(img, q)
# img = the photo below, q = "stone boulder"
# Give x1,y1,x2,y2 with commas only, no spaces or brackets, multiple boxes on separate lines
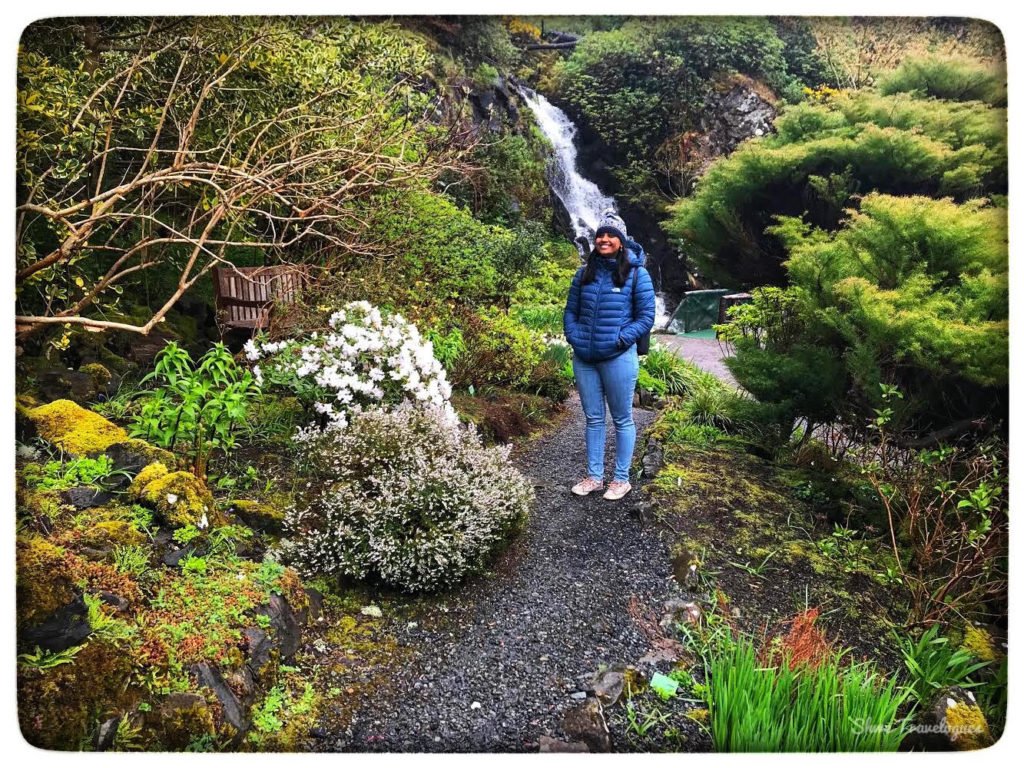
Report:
561,697,611,753
26,399,129,456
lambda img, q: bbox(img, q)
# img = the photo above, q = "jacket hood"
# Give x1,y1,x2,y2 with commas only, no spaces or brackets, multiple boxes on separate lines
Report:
625,239,646,267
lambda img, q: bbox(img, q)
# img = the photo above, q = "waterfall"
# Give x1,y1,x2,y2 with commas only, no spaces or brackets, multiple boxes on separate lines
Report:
517,86,669,329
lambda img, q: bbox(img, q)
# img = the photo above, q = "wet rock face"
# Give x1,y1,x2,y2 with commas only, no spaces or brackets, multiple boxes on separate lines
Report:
696,83,777,166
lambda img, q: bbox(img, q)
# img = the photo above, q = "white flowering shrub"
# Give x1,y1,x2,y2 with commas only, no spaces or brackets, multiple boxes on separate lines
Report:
281,405,534,592
245,300,455,431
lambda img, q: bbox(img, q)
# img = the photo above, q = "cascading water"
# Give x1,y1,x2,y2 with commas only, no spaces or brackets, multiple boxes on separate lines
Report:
517,85,669,329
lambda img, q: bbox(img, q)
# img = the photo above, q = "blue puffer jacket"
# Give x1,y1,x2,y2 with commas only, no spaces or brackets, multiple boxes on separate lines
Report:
563,241,656,363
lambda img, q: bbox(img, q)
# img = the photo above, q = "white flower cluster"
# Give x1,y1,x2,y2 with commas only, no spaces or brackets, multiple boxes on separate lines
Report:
280,405,534,592
247,300,456,433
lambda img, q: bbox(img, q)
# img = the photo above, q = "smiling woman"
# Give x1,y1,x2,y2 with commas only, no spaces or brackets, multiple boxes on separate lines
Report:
563,210,655,500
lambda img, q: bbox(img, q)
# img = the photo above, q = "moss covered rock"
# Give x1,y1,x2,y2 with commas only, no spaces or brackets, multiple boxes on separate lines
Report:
959,624,1001,664
228,500,285,535
80,520,148,551
16,534,76,628
28,399,128,455
80,362,112,389
129,462,170,497
106,438,178,474
18,636,139,750
137,471,223,528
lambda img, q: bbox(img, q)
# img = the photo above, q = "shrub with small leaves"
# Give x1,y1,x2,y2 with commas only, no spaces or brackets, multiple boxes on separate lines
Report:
282,405,533,592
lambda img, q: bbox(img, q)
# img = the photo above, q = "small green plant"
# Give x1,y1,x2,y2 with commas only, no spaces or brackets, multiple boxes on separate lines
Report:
83,592,135,643
112,545,152,577
22,454,130,491
181,555,208,576
894,624,990,707
250,685,287,738
625,699,671,738
255,559,286,594
816,523,873,573
727,548,780,579
130,341,260,479
172,524,203,547
17,644,84,670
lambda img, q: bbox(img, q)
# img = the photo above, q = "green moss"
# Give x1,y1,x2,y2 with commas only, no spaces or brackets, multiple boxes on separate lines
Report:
686,708,709,724
16,485,65,522
16,534,75,627
138,471,221,529
960,624,1000,663
28,399,128,455
81,520,148,550
18,637,139,750
154,693,217,750
944,699,994,750
80,362,112,388
129,462,170,497
228,499,285,534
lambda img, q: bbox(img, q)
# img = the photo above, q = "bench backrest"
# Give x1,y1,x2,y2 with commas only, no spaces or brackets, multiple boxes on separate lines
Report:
213,265,309,331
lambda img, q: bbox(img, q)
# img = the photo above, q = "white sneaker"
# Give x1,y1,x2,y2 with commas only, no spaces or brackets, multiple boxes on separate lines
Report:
571,477,604,496
603,481,632,500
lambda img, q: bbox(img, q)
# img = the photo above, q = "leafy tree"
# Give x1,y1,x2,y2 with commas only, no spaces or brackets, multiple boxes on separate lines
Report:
16,17,471,339
554,17,794,206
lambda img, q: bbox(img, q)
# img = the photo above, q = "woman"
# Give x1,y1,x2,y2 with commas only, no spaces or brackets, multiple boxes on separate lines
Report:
563,210,655,500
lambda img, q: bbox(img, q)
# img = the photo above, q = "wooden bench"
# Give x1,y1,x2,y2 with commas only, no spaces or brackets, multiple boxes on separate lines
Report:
213,265,310,334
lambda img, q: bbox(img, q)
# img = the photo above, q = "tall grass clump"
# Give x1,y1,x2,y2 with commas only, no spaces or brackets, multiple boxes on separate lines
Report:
708,634,912,751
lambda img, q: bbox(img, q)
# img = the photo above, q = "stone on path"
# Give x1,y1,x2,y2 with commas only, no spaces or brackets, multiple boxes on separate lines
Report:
561,697,611,753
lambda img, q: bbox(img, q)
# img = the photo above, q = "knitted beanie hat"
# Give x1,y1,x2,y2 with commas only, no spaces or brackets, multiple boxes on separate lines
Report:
594,208,628,243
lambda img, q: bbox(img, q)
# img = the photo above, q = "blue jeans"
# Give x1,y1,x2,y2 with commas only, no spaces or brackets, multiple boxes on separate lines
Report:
573,345,639,483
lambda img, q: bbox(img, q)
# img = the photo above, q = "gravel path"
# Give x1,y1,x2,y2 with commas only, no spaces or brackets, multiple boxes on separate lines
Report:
333,393,679,752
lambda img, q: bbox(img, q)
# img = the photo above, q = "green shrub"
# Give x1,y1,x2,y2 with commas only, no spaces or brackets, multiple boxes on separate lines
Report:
879,54,1006,105
639,343,692,396
129,342,260,478
451,310,546,391
283,406,533,592
666,89,1006,286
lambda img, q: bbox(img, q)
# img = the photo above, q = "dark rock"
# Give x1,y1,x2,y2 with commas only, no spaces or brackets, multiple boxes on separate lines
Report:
255,593,302,659
61,486,114,510
641,438,665,479
589,668,626,707
908,686,995,751
243,627,274,676
38,369,99,404
697,82,777,165
227,665,257,711
538,735,589,753
660,599,701,630
104,440,174,477
94,716,121,751
99,591,131,614
310,727,328,739
22,593,91,652
162,546,195,568
192,662,249,734
561,697,610,753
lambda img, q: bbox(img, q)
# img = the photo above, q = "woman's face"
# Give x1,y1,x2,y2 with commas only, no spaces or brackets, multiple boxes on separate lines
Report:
595,231,621,257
